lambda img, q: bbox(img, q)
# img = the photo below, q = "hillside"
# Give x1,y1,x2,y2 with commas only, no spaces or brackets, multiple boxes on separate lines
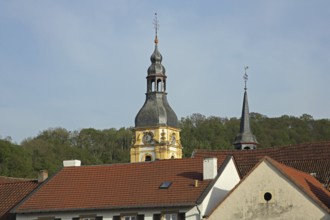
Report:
1,113,329,178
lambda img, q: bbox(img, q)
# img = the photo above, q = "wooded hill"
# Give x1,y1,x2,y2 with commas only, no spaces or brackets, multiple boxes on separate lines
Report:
1,113,330,178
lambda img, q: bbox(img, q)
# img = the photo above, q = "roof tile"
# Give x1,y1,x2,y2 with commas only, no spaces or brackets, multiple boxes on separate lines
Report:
193,141,330,188
15,157,228,213
266,157,330,211
0,181,38,220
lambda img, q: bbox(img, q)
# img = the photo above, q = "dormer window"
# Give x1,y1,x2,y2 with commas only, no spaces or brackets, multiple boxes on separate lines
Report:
159,181,172,189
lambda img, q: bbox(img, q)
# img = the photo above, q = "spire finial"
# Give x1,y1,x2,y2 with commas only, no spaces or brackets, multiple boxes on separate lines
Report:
244,66,249,91
153,12,159,45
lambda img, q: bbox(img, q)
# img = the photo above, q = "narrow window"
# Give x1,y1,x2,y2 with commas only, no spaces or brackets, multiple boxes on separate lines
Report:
164,213,177,220
123,216,136,220
157,79,162,92
151,81,155,92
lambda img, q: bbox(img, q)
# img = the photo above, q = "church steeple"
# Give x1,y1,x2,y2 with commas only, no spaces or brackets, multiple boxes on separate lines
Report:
130,13,182,162
233,66,258,150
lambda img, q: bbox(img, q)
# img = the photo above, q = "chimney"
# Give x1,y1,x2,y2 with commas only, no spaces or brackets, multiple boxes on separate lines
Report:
38,170,48,183
194,180,199,187
63,160,81,167
203,157,218,180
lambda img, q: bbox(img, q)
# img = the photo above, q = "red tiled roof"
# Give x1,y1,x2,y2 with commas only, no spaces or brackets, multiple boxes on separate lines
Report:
0,180,39,220
267,157,330,211
192,141,330,188
14,156,229,213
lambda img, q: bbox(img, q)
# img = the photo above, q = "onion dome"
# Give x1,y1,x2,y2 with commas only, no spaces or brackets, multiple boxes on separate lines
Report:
147,39,166,76
135,36,178,128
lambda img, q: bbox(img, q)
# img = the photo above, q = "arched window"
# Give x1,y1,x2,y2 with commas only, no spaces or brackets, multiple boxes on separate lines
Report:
151,80,155,92
145,155,152,161
157,79,162,92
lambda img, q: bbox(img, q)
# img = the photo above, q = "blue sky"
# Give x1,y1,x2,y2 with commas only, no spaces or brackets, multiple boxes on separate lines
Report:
1,1,329,143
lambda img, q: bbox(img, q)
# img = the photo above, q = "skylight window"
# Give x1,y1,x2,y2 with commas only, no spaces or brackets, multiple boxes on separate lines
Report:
159,181,172,189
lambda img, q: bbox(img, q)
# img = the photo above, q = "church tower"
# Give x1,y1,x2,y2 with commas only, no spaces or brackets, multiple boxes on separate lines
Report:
130,14,183,162
233,67,258,150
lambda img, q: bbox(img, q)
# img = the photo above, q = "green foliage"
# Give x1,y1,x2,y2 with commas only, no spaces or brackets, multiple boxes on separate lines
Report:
1,113,330,178
180,113,330,156
0,139,33,177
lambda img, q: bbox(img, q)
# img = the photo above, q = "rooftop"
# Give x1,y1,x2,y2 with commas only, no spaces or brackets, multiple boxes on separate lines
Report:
14,156,229,213
193,141,330,189
0,180,38,220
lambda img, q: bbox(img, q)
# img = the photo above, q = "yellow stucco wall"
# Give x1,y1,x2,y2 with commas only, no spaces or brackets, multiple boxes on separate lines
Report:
130,126,182,162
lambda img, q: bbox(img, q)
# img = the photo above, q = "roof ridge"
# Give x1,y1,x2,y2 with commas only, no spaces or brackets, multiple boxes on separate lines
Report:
193,140,330,153
0,180,37,186
70,157,201,168
0,176,35,184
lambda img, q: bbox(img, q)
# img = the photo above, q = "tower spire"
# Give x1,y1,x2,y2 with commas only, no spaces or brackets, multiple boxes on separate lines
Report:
233,66,258,150
153,12,159,45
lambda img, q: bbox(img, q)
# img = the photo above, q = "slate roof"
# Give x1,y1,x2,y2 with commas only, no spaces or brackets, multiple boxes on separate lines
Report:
267,156,330,211
14,156,229,213
135,42,178,128
0,180,39,220
233,90,258,148
192,141,330,189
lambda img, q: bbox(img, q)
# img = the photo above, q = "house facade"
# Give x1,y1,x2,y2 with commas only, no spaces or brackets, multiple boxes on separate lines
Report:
207,157,330,220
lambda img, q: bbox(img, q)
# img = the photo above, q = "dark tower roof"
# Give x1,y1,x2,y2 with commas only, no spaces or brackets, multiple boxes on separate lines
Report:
135,33,178,128
234,67,258,150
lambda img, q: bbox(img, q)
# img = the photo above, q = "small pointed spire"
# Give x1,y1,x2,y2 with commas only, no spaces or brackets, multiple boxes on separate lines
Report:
233,66,258,150
153,12,159,45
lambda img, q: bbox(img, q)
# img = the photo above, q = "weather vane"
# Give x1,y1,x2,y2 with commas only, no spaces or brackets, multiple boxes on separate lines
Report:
244,66,249,90
153,12,159,44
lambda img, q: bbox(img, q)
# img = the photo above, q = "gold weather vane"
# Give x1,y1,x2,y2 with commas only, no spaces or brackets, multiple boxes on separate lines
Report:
244,66,249,91
153,12,159,44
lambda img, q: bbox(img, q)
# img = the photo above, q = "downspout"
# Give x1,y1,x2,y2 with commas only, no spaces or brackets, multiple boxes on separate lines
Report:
195,203,202,220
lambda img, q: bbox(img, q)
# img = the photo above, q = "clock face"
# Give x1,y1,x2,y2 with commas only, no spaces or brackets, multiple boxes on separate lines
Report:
143,133,152,143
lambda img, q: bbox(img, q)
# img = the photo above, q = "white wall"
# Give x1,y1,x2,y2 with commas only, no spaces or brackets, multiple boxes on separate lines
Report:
208,161,330,220
16,207,200,220
200,157,241,216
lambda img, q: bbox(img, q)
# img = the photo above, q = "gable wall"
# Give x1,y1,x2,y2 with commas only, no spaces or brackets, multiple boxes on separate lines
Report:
208,161,329,220
200,157,241,216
